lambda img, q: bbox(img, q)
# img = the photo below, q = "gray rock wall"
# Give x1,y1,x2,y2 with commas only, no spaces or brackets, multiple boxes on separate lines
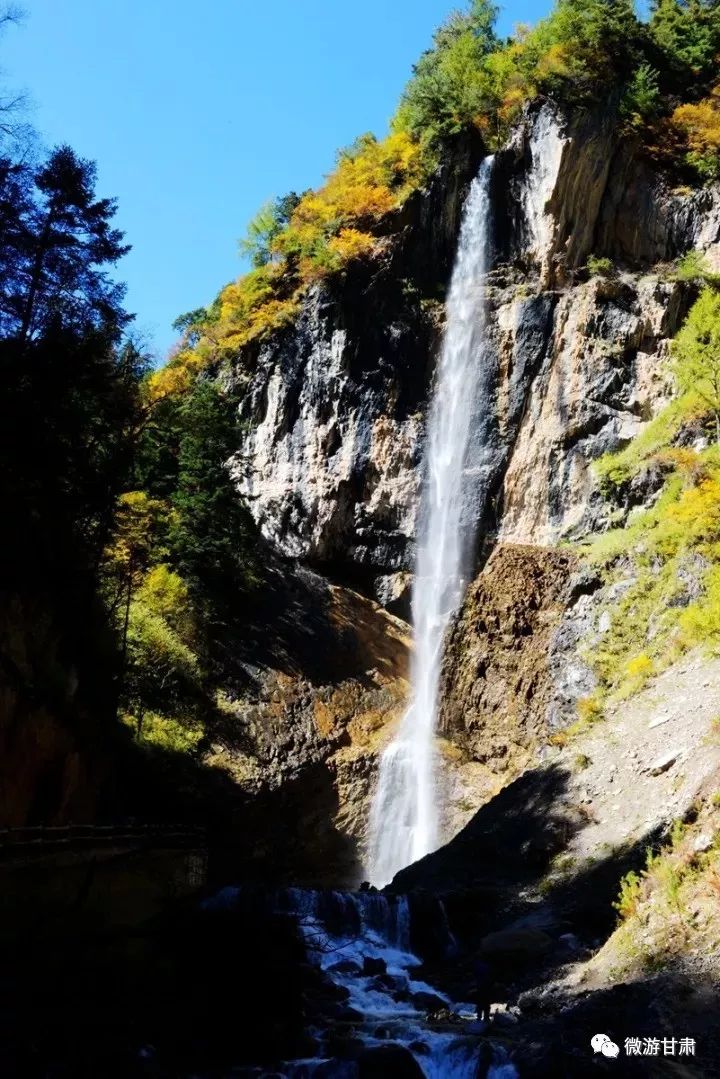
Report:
228,104,720,603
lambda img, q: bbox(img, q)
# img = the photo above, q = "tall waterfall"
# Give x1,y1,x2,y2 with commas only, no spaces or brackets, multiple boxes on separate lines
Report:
368,156,495,887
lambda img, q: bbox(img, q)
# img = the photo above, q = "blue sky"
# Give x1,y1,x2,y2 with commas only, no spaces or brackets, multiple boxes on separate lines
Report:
7,1,552,359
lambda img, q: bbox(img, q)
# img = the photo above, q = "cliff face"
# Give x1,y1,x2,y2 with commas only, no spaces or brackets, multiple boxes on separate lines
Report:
439,544,577,771
219,102,720,880
229,104,720,602
228,136,483,611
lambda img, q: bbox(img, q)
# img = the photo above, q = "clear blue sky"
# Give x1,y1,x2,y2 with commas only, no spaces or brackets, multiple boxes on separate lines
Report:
7,0,552,359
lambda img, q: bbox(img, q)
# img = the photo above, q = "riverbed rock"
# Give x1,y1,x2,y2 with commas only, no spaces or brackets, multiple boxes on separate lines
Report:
410,990,447,1013
328,960,362,976
356,1045,425,1078
362,956,387,976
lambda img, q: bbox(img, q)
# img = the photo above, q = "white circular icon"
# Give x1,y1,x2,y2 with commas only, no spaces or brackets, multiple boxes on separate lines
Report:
591,1033,620,1058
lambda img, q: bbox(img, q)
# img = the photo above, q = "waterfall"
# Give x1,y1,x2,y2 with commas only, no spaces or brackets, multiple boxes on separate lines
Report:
368,156,495,887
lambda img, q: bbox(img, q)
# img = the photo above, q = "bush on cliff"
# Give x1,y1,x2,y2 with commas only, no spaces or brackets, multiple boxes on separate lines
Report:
672,287,720,439
585,283,720,700
670,81,720,181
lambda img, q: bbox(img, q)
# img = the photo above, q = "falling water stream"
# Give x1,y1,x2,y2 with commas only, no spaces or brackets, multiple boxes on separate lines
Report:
368,157,496,888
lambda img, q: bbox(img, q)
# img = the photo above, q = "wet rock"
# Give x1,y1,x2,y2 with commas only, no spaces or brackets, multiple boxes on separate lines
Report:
357,1044,425,1078
408,1039,430,1054
328,960,362,976
492,1008,520,1027
325,1000,363,1022
323,1032,366,1058
371,972,408,992
410,990,447,1013
362,956,387,976
431,1007,464,1025
557,932,582,954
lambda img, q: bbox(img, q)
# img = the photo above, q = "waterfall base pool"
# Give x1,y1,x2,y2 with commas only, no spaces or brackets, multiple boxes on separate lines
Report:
204,887,518,1078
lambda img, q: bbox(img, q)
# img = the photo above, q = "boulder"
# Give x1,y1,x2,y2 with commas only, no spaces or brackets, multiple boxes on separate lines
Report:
357,1045,425,1078
370,973,408,993
646,751,679,776
328,959,362,976
410,990,447,1013
362,956,387,976
479,927,552,963
325,1000,363,1022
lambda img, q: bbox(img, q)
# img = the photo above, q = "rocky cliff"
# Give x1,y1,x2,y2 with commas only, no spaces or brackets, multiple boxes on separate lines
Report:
215,101,720,882
229,102,720,613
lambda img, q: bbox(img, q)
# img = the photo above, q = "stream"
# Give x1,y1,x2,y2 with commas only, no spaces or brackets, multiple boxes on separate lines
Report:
205,887,518,1078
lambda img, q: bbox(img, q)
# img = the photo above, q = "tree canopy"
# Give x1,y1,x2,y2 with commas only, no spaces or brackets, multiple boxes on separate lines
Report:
0,145,131,343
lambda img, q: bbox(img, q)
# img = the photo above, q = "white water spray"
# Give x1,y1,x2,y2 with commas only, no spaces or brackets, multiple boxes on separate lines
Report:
368,157,495,887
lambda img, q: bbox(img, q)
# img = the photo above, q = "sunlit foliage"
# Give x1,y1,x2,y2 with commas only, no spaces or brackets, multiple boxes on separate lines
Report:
671,82,720,180
582,283,720,702
672,288,720,440
157,0,720,393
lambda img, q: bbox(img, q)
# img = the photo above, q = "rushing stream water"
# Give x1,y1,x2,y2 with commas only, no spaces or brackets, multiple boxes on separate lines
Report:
205,887,517,1078
368,157,496,888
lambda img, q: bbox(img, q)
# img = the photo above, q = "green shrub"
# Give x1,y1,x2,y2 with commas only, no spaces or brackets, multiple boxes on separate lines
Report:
123,711,204,754
673,249,717,283
672,288,720,442
681,565,720,646
593,394,702,492
615,869,643,919
586,254,615,277
620,63,661,128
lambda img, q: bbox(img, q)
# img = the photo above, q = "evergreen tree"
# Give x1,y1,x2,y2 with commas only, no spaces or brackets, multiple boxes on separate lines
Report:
650,0,720,80
0,145,131,343
168,382,257,591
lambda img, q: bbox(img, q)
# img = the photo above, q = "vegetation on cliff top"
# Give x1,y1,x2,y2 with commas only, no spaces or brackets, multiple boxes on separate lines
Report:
155,0,720,400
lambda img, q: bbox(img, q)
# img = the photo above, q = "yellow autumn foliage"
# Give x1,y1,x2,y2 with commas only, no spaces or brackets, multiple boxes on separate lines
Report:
664,476,720,549
672,83,720,179
155,130,421,384
274,130,422,264
327,228,376,264
147,349,204,402
105,490,171,578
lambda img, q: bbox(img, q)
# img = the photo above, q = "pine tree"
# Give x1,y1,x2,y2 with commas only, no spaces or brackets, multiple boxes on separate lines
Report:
168,382,257,590
0,145,131,343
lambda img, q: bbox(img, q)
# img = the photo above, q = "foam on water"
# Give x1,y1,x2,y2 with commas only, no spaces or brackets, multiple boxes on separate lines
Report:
276,888,518,1078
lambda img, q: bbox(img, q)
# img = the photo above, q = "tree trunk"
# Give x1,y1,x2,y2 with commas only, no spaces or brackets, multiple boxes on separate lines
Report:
121,557,134,670
19,204,56,344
